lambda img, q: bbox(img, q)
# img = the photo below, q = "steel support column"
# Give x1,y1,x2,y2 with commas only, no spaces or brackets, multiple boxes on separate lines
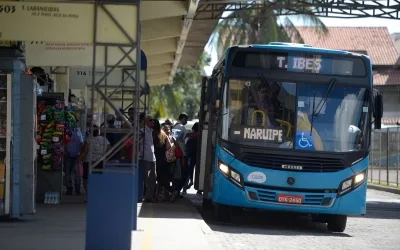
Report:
85,1,142,250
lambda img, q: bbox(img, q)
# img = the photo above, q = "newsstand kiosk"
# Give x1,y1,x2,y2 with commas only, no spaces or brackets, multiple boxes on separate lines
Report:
0,46,37,218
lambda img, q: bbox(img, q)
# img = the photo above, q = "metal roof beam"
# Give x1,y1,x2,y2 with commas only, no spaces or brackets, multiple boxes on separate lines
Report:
195,0,400,20
168,0,200,84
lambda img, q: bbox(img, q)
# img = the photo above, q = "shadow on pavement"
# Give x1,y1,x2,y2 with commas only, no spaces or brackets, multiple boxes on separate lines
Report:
357,201,400,220
186,194,353,237
138,196,204,220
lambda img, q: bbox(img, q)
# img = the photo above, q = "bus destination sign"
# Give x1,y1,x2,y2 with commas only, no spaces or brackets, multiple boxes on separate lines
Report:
231,50,367,77
233,127,284,143
270,53,357,76
275,56,322,73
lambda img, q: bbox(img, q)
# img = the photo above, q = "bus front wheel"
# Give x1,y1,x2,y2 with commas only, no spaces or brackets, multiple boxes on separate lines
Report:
203,198,213,210
212,202,231,222
327,215,347,232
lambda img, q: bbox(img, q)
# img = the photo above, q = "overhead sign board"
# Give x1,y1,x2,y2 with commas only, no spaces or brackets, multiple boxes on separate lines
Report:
0,1,138,43
25,42,139,67
69,67,146,89
25,42,148,69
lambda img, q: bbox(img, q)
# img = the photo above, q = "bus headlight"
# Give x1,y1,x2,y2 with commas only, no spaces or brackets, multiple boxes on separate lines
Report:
218,162,230,175
354,172,365,183
218,161,243,188
338,170,367,197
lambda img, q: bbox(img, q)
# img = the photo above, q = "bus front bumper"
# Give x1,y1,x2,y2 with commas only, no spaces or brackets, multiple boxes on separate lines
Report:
212,170,367,216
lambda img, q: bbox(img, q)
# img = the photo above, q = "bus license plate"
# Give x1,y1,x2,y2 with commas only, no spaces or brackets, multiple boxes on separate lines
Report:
277,194,303,204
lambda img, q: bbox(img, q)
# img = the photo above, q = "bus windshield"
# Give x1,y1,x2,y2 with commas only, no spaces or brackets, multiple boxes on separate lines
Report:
221,78,370,153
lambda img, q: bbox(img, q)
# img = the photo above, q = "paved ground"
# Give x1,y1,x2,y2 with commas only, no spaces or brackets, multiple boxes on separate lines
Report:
0,196,218,250
0,188,399,250
188,188,400,250
132,199,221,250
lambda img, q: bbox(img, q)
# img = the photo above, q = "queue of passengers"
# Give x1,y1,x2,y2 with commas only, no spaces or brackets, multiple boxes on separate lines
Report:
64,109,198,203
140,112,199,202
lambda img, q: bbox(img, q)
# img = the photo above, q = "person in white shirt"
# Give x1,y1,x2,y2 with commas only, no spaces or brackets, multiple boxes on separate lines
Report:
172,113,189,155
138,113,157,202
172,113,194,197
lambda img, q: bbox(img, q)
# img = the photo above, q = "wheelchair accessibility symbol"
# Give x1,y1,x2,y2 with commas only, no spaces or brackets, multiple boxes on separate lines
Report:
298,132,313,148
295,131,315,150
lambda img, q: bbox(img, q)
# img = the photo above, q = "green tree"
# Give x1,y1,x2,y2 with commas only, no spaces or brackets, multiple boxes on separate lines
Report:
149,52,211,120
210,5,328,58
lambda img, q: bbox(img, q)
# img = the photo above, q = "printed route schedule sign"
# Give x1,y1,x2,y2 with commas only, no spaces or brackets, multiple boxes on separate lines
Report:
0,1,138,43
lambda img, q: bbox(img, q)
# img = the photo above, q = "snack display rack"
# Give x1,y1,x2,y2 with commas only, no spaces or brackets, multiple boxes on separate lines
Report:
37,99,66,171
35,93,65,203
35,92,80,203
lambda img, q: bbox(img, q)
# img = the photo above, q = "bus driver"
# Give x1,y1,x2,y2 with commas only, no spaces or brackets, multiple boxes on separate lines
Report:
246,85,276,127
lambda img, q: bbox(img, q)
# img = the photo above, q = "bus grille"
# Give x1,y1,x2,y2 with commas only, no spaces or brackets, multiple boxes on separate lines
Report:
256,190,327,206
237,152,347,172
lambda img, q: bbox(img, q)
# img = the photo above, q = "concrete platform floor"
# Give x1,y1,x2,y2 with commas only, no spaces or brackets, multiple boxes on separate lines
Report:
0,192,220,250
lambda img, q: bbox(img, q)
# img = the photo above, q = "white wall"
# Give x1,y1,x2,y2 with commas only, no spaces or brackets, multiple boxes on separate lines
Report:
392,33,400,54
376,86,400,119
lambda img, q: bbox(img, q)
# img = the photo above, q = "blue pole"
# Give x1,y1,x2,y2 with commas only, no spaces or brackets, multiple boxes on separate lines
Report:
132,167,138,230
137,163,144,203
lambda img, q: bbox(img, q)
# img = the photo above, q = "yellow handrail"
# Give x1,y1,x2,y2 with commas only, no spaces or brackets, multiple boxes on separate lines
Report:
250,110,266,126
276,119,291,137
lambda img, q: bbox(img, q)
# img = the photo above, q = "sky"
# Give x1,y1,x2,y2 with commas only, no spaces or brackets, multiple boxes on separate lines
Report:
204,16,400,75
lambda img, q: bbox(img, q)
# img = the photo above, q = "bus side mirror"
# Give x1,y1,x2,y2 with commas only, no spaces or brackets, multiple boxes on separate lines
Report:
374,93,383,129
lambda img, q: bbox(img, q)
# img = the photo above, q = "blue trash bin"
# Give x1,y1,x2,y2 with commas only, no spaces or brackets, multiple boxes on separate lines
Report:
120,160,143,203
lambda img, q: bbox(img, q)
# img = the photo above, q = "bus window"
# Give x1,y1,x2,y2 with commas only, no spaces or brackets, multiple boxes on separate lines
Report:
224,79,296,148
296,83,370,152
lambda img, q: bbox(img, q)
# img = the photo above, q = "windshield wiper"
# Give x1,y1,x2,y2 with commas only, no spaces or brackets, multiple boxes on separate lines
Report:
259,74,283,110
314,78,337,118
309,78,337,136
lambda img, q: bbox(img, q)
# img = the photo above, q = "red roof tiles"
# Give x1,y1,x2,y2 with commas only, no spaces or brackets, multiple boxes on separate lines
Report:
293,27,399,66
381,118,400,125
373,70,400,85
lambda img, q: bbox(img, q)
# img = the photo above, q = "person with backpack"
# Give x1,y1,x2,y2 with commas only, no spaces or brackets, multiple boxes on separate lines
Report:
65,127,84,195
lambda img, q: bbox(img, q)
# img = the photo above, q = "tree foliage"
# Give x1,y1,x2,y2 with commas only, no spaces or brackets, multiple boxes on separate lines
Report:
149,52,211,120
150,4,327,120
209,5,328,58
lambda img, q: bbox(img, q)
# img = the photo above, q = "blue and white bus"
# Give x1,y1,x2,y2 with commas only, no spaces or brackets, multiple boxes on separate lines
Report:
195,43,383,232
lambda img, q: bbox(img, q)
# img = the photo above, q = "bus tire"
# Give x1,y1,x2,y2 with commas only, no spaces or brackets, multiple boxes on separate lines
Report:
212,202,231,222
327,215,347,232
202,198,213,210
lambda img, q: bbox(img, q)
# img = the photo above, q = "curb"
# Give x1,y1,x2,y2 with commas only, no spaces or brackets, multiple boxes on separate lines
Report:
187,199,225,250
368,183,400,195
